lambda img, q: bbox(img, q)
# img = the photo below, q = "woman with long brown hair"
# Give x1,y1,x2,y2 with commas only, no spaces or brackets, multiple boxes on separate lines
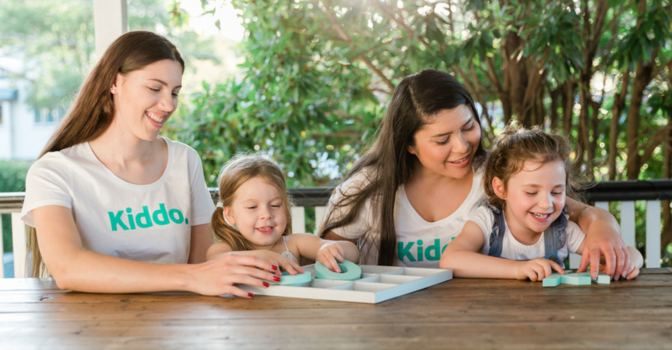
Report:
20,31,278,296
321,69,631,280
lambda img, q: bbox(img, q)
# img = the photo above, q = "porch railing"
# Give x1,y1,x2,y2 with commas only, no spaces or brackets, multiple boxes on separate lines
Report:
2,180,671,278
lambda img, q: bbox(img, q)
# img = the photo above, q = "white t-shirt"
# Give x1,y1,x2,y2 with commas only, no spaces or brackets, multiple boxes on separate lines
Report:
468,206,585,267
21,137,215,264
327,168,486,267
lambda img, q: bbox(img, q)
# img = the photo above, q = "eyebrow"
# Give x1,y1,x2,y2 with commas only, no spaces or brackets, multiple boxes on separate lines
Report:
432,117,474,138
149,79,181,89
521,184,565,188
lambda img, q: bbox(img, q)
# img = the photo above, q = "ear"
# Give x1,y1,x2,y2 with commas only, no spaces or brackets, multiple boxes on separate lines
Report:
492,177,507,200
407,143,417,156
223,207,237,226
110,73,123,94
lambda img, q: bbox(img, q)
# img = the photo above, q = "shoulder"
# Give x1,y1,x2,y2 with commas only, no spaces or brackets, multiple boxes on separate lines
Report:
27,144,85,180
564,219,584,237
162,137,199,158
334,167,376,197
206,241,234,260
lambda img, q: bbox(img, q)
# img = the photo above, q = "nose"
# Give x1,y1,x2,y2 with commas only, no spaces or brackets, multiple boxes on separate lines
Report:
539,192,553,210
452,133,469,153
158,91,177,112
259,205,274,220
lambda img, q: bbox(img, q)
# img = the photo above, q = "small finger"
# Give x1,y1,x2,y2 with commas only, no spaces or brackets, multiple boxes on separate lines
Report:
613,246,625,280
621,247,631,279
577,253,590,273
548,260,564,275
626,266,640,280
592,248,609,279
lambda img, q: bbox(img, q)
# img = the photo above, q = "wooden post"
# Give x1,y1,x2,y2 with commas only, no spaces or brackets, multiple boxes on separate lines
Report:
93,0,128,58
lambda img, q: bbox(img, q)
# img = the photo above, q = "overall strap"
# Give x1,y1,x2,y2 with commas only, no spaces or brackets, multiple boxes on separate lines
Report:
543,206,568,263
486,202,506,258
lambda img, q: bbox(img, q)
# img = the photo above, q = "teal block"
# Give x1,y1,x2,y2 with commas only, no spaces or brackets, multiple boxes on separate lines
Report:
561,274,591,285
573,272,611,285
543,273,563,287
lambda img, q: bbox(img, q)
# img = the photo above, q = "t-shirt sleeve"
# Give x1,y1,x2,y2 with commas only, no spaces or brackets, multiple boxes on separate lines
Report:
187,147,215,226
20,154,73,227
325,171,375,240
467,205,494,254
565,220,586,254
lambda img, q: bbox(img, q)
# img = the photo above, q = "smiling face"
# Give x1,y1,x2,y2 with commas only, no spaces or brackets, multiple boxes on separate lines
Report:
494,160,567,237
223,176,288,249
407,104,482,180
110,59,182,141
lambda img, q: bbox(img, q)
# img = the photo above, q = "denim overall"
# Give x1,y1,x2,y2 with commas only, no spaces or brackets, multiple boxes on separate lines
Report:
485,201,568,263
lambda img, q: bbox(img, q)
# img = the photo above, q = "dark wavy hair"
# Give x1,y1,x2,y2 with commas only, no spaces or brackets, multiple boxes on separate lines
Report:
319,69,486,265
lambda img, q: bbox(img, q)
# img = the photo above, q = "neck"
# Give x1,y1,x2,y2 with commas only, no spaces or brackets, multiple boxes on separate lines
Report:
89,120,158,165
409,163,474,188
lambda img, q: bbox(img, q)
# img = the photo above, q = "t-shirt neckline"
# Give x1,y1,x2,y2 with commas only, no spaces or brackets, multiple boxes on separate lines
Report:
399,169,481,225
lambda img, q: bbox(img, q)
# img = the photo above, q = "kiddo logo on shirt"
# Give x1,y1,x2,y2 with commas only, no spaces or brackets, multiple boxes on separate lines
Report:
108,203,188,231
397,238,454,262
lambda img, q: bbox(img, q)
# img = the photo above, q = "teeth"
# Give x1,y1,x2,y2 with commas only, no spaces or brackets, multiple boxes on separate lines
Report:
532,213,551,218
146,112,164,123
449,156,468,163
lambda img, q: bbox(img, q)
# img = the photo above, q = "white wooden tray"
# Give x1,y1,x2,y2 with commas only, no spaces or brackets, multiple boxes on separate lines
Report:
239,265,452,304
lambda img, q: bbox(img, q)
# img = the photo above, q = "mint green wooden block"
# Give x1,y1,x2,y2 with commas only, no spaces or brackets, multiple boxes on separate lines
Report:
561,274,591,286
543,273,563,287
573,272,611,285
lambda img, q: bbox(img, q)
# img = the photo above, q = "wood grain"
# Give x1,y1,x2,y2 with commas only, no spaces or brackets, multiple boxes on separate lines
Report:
1,269,671,349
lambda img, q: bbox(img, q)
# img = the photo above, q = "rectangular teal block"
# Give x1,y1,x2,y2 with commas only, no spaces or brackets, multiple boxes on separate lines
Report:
543,273,563,287
561,274,591,286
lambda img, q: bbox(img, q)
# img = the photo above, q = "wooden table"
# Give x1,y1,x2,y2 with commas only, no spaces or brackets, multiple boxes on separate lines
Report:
1,268,672,349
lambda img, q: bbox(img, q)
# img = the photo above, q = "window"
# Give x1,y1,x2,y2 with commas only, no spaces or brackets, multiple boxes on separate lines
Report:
0,104,3,125
34,106,65,125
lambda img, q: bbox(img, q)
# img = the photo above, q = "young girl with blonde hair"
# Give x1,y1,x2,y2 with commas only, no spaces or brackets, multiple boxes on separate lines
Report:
207,155,360,275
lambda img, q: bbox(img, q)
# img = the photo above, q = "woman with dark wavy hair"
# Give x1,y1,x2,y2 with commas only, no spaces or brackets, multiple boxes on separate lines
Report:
321,69,630,280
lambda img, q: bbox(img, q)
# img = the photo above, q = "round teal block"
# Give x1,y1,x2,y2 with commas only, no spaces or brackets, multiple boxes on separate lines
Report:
269,271,312,286
314,261,362,281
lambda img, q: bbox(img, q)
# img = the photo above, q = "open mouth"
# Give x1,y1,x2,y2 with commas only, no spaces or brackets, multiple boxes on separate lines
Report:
256,226,275,235
146,111,165,125
531,212,552,219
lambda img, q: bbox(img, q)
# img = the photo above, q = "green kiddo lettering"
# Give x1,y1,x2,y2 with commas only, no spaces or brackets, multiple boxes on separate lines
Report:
398,239,450,262
107,203,188,231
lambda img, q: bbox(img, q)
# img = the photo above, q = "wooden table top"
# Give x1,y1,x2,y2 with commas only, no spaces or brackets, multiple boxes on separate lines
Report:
2,268,672,349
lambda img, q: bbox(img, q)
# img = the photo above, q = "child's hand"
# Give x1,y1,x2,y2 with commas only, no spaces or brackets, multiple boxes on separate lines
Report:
316,242,346,272
237,250,303,276
514,258,565,281
622,246,643,280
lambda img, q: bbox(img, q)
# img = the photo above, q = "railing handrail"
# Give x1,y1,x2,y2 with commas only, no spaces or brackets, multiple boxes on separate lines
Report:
2,179,672,209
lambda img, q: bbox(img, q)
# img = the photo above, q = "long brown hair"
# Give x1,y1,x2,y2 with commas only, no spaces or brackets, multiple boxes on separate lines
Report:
483,124,582,209
28,31,184,277
212,155,293,251
319,69,486,265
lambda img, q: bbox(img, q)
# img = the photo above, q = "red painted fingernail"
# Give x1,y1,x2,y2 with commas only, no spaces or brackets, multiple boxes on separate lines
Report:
263,282,270,287
273,276,281,282
271,265,278,271
248,293,254,298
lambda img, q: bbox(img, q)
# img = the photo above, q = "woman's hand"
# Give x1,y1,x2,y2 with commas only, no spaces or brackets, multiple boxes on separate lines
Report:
236,250,304,275
316,242,347,272
513,258,565,281
188,253,280,297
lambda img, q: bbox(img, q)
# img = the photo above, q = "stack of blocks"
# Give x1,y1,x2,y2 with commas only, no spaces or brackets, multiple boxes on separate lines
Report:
542,270,611,287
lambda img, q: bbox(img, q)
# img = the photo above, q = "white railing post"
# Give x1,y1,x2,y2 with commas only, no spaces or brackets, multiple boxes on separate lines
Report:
291,207,306,234
646,200,662,268
620,201,637,248
314,206,327,235
0,216,4,279
11,212,27,278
